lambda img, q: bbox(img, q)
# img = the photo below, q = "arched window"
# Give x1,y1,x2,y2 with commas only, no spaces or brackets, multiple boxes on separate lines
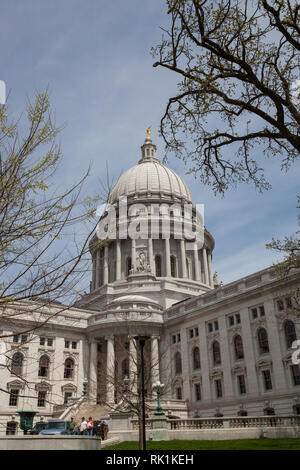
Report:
193,347,200,370
212,341,221,365
175,352,182,375
284,320,297,349
11,352,23,376
234,335,244,360
257,328,269,354
155,255,162,277
126,257,132,276
64,358,74,379
170,255,177,277
38,355,50,377
121,358,129,378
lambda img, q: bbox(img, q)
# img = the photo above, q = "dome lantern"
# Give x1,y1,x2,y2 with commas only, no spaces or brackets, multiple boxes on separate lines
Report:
139,127,158,164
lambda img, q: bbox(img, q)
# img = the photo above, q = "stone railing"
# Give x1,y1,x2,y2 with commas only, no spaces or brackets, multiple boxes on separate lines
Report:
168,415,300,430
131,415,300,431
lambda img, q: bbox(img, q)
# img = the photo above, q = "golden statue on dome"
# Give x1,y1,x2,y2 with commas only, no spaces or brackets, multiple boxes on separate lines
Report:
146,126,151,139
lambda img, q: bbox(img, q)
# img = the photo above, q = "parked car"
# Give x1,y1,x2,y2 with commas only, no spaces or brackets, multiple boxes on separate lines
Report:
28,422,48,435
39,420,70,435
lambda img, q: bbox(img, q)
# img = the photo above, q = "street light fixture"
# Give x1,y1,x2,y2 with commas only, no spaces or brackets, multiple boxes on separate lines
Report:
134,335,150,451
152,380,165,415
82,377,88,397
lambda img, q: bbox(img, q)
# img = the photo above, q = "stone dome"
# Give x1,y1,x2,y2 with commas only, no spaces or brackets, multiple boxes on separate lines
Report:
108,136,192,205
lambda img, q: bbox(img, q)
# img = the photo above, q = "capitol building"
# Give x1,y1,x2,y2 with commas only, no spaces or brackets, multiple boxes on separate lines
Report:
0,133,299,435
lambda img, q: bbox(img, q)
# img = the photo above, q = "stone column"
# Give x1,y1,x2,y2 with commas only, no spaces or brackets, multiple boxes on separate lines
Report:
131,239,136,272
180,326,192,402
198,322,211,401
151,336,160,388
165,238,171,277
207,251,214,287
89,341,98,403
116,240,121,281
92,256,96,291
240,306,259,395
148,238,154,274
180,239,187,278
95,249,100,289
193,245,200,281
129,337,137,395
218,316,234,400
202,247,209,285
106,335,115,403
265,297,288,393
103,245,108,284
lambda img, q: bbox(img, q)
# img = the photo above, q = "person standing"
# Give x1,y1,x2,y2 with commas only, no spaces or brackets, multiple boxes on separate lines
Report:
87,417,93,436
79,417,87,435
69,417,77,435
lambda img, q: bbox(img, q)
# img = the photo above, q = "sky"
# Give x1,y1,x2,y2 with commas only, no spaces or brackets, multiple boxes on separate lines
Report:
0,0,299,287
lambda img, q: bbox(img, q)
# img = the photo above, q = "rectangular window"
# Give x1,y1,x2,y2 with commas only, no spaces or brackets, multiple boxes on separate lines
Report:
64,340,70,349
177,334,181,343
291,365,300,386
194,383,201,401
37,391,46,407
71,341,77,350
47,338,53,347
215,379,223,398
214,321,219,331
236,314,241,324
208,323,213,333
189,330,194,339
40,337,45,346
6,422,17,435
229,316,234,327
238,375,246,394
176,387,182,400
259,305,265,317
21,335,27,343
286,297,293,309
13,335,19,343
64,392,72,405
262,370,273,391
251,308,258,319
172,335,176,344
195,328,199,337
9,389,19,407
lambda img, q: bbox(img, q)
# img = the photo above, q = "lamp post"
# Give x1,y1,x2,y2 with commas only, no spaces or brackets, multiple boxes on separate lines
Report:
152,380,165,415
134,335,150,451
82,377,88,397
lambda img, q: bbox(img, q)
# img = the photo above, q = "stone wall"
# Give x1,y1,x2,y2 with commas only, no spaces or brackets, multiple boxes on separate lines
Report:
0,435,101,450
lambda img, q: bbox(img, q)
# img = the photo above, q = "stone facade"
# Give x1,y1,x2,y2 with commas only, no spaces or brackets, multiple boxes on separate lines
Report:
0,135,299,435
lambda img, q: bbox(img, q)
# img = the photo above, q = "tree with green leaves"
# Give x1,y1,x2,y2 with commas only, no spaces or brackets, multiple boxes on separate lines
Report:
0,92,100,343
153,0,300,193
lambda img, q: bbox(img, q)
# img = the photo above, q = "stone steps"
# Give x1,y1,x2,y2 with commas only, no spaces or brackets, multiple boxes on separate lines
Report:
70,403,110,422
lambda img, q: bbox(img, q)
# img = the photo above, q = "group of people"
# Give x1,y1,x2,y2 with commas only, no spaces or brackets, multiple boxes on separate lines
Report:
68,416,109,439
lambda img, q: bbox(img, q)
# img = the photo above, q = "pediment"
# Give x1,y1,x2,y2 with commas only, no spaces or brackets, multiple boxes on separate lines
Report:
255,359,272,369
6,379,24,390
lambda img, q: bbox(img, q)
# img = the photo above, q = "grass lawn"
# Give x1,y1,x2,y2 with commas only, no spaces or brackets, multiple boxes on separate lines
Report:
103,438,300,450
